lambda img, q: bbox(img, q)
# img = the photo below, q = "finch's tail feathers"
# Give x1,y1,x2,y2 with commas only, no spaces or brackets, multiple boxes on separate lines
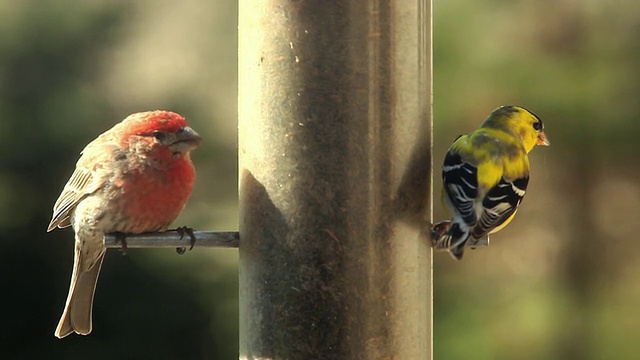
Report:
449,243,465,260
55,253,105,338
434,221,469,260
451,234,490,259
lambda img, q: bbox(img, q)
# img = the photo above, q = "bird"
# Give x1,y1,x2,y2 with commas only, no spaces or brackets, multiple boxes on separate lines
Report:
432,105,549,260
47,110,201,338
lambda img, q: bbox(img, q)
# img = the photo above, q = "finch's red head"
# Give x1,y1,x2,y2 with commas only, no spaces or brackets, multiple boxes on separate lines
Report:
126,110,189,133
119,110,201,156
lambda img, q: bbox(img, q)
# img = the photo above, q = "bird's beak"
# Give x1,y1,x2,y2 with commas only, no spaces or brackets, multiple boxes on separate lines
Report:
537,131,550,146
171,126,202,152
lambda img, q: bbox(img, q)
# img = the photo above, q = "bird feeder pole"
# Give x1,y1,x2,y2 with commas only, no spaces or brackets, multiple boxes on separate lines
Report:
238,1,433,358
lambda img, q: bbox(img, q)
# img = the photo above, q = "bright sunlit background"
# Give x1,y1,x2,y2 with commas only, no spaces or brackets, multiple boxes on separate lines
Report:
1,1,639,359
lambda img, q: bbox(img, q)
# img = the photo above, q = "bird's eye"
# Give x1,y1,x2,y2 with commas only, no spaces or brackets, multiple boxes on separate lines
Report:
152,131,165,141
532,121,542,131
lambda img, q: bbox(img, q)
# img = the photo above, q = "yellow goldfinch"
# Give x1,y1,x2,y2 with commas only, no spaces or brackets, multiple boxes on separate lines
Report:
433,105,549,260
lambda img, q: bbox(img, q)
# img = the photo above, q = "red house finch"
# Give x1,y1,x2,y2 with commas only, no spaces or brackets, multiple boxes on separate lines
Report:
47,110,201,338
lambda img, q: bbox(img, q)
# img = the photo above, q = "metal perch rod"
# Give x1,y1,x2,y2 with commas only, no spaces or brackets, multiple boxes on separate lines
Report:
103,231,240,248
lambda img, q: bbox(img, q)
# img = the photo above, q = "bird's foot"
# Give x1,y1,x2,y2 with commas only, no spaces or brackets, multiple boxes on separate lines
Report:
113,232,128,255
171,226,196,255
467,235,490,249
431,220,452,247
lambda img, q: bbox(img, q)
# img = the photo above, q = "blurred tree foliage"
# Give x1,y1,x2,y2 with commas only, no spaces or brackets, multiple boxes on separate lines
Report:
2,1,640,360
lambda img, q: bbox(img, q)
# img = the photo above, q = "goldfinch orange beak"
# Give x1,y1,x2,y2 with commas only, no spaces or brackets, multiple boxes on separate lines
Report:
537,131,550,146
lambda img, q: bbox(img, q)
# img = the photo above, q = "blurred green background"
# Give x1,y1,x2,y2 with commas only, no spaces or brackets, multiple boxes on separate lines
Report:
1,1,639,359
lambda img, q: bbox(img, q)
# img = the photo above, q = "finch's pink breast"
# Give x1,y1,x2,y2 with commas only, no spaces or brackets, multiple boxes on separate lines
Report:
118,158,196,233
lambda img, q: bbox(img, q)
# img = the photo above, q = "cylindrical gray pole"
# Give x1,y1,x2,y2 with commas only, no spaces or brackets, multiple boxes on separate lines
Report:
239,1,432,359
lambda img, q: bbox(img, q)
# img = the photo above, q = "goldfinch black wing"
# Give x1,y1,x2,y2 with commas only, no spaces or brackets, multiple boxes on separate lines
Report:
470,176,529,239
435,138,480,254
442,151,478,228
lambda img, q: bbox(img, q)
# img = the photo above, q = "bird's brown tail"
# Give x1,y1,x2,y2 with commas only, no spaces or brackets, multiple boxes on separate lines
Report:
55,253,104,338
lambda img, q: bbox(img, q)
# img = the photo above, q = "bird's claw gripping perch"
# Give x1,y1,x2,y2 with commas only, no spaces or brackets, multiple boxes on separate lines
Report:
113,232,128,255
430,220,451,247
430,221,490,250
173,226,196,255
466,235,490,249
